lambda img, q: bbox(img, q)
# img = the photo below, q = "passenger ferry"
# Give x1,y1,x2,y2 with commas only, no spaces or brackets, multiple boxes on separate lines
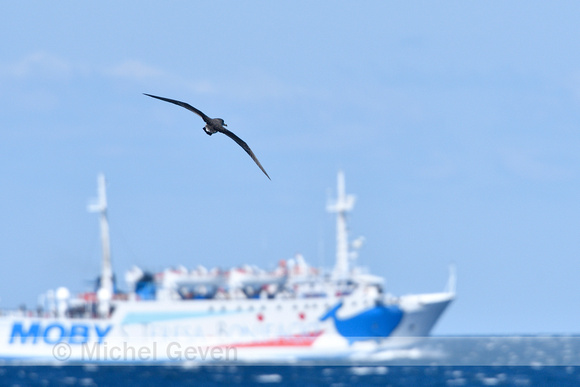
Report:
0,171,454,363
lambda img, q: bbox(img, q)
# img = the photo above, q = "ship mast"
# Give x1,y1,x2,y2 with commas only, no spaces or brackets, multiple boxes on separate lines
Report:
327,170,356,280
88,173,113,317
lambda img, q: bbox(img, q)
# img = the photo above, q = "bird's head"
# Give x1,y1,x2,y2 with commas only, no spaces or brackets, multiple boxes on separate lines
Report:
217,118,226,127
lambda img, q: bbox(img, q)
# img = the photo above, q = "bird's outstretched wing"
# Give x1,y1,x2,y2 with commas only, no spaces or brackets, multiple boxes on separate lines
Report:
143,93,210,123
218,127,271,180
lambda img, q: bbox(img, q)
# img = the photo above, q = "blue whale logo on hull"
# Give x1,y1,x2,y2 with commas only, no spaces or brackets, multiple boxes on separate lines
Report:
320,302,403,343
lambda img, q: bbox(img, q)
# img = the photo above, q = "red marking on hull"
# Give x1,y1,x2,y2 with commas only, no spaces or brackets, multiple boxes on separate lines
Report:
229,331,323,348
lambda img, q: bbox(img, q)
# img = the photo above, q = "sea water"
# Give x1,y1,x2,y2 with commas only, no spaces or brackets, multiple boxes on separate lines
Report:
1,364,578,386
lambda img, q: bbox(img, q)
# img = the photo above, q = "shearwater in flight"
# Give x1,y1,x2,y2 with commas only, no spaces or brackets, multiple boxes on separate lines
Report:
144,93,270,179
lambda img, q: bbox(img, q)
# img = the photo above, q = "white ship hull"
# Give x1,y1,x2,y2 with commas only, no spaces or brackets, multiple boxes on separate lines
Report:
0,291,452,363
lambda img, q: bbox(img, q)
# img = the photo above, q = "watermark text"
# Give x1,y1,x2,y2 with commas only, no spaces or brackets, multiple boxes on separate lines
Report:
51,341,238,362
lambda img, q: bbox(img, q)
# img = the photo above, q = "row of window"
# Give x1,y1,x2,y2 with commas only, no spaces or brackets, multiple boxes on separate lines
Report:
204,299,371,313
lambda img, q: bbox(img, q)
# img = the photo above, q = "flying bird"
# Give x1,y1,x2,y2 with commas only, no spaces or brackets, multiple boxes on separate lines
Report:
144,93,270,180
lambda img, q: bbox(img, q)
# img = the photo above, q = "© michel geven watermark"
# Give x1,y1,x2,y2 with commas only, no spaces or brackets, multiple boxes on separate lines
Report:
52,341,238,362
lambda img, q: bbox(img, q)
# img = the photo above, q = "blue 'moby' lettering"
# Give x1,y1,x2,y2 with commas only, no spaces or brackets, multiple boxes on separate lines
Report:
43,323,66,344
9,322,41,344
10,322,112,345
69,324,89,344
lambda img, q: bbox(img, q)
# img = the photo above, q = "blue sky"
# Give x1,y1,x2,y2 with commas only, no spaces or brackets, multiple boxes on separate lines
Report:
1,1,580,334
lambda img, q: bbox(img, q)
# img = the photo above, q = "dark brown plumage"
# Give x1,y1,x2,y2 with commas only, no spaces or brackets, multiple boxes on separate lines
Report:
144,93,270,180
